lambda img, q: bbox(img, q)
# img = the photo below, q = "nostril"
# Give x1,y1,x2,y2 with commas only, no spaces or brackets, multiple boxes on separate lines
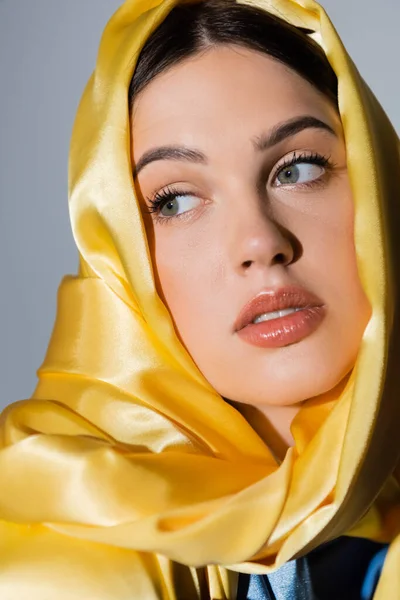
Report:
242,260,253,269
274,252,287,265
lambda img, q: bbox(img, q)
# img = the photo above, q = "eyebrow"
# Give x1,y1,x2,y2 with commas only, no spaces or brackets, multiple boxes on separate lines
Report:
132,115,337,178
252,115,336,151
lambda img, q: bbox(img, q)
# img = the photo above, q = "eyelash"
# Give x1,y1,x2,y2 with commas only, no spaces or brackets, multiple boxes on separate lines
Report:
275,151,334,185
145,150,336,217
146,185,188,215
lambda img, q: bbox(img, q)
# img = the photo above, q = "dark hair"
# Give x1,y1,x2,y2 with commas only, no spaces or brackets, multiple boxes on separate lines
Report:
128,0,338,108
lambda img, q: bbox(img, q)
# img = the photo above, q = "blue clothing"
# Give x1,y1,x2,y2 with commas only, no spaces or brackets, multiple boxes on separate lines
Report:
237,537,389,600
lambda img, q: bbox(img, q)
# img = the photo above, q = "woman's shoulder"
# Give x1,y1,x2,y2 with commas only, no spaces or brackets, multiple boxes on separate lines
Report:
237,536,389,600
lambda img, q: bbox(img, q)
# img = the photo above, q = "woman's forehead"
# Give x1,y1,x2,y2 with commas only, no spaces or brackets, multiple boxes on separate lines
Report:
131,45,341,157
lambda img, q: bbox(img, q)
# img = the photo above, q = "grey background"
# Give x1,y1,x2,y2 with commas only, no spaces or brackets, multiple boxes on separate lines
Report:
0,0,399,411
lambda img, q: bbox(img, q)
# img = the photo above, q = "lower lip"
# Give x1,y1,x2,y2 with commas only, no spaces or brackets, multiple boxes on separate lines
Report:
236,305,326,348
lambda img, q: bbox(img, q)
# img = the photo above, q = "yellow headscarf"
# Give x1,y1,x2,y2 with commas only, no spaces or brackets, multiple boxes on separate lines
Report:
0,0,399,598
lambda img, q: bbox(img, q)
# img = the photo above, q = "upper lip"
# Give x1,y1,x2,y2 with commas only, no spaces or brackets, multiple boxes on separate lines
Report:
234,285,325,332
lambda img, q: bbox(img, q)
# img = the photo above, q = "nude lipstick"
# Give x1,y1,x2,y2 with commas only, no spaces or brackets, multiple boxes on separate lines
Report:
234,285,326,348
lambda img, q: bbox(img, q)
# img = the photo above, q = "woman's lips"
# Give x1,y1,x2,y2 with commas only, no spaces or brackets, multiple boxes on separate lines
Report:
234,285,326,349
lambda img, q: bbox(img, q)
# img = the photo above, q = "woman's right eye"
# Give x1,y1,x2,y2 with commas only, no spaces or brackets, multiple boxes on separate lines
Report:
161,194,201,217
149,190,202,219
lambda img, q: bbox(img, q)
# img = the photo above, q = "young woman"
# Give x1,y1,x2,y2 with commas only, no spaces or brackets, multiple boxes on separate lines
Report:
0,0,399,599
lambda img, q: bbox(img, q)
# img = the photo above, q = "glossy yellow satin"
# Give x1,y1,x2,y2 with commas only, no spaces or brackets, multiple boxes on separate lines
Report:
0,0,399,597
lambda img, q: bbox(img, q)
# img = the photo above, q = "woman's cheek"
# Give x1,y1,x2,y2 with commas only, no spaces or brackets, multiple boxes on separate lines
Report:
154,221,227,346
155,225,210,305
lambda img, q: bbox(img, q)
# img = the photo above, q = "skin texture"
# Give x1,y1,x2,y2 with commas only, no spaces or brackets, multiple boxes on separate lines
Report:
130,45,371,447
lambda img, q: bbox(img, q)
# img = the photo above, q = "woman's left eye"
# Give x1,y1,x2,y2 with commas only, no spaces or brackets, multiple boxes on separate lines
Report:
274,162,326,186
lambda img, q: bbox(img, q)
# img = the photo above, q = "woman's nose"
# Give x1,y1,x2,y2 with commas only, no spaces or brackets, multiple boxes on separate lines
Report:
229,200,295,274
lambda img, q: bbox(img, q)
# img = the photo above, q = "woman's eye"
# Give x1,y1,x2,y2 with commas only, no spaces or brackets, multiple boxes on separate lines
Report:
160,194,201,217
275,162,325,186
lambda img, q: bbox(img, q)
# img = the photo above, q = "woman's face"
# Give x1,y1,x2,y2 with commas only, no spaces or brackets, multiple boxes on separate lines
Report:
131,45,371,407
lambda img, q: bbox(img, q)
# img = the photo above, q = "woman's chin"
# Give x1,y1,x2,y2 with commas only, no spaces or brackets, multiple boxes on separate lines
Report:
210,355,355,409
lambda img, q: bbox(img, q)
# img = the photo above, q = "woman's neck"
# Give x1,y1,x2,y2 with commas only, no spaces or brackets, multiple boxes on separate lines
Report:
231,401,299,462
228,373,352,462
